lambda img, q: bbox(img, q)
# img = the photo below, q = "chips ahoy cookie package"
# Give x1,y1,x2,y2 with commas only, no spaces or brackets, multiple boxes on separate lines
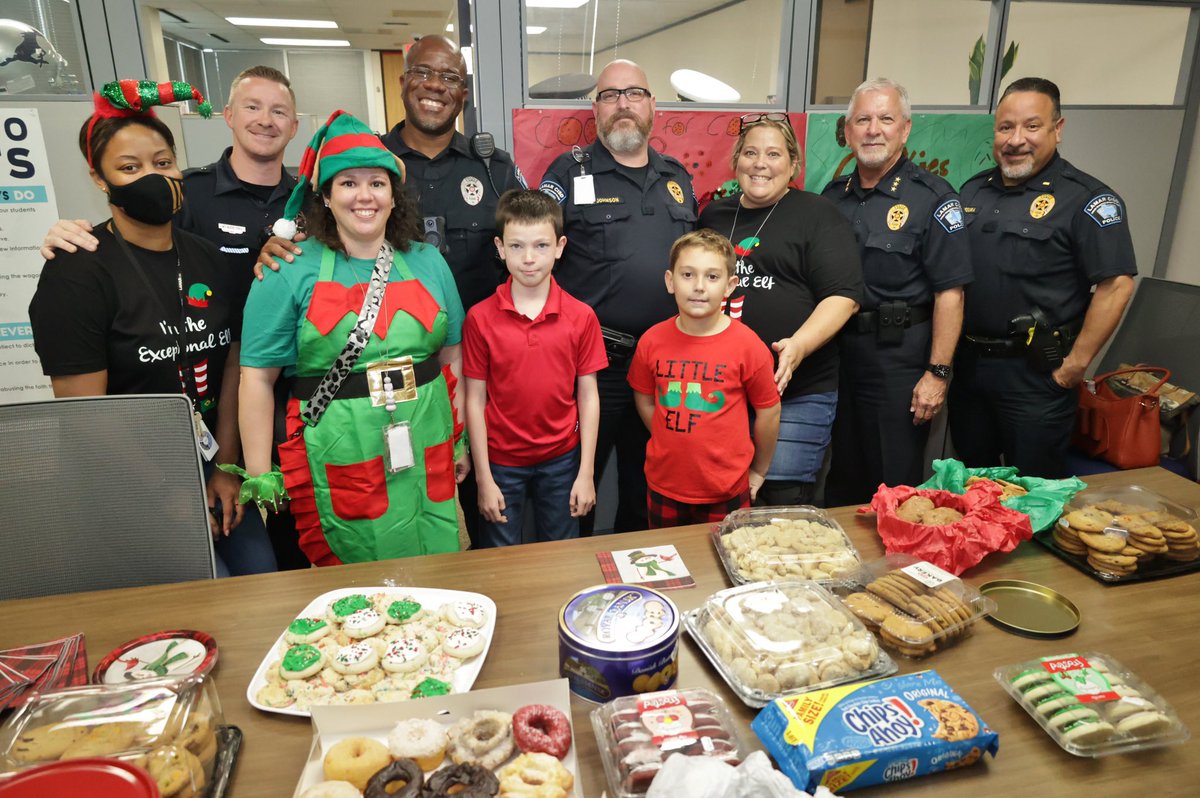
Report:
752,670,998,792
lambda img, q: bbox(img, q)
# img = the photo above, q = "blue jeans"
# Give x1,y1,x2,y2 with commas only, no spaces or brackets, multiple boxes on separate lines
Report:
766,390,838,482
205,462,279,577
481,448,581,547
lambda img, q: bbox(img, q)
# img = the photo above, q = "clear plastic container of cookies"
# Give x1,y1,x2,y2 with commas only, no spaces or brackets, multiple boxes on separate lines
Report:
830,553,997,659
0,673,228,796
590,687,747,798
712,505,863,586
683,581,897,707
1043,485,1200,582
994,651,1190,756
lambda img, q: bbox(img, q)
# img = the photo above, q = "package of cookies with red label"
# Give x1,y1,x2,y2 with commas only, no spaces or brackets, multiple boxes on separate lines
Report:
590,687,747,798
995,651,1190,756
752,670,998,793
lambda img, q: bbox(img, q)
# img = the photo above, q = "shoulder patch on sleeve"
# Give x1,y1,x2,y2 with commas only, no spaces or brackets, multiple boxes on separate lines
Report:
933,199,965,233
539,179,566,204
1084,193,1124,227
513,163,528,189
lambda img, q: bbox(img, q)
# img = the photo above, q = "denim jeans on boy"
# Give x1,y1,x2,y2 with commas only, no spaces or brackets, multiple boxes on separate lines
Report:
481,448,581,547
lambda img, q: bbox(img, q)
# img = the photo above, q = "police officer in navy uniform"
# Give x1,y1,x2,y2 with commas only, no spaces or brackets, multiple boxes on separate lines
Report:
379,35,526,312
540,59,697,534
41,65,306,571
824,79,972,506
950,77,1135,478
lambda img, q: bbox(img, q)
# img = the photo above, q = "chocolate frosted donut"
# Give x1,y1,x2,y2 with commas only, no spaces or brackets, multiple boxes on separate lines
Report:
363,758,422,798
423,763,499,797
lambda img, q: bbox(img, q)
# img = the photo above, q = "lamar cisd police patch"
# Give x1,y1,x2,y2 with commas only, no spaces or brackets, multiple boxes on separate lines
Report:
1084,194,1124,227
934,199,965,233
539,179,566,204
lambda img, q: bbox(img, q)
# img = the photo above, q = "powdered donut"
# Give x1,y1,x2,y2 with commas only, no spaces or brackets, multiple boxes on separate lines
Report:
299,782,363,798
388,718,448,771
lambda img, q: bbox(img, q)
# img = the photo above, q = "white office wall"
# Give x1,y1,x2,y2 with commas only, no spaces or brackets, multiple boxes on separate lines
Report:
867,0,992,106
1164,110,1200,284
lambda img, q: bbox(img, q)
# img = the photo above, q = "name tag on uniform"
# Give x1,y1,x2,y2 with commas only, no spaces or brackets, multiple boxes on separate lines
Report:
218,222,246,234
573,174,595,205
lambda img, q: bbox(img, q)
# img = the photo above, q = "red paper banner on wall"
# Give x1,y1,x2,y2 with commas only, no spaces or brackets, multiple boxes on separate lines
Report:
512,109,806,211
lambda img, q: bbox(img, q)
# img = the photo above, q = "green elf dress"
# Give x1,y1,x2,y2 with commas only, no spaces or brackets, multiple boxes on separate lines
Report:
243,241,465,565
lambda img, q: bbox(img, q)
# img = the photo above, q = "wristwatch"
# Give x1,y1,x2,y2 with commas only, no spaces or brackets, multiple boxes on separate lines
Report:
926,363,952,379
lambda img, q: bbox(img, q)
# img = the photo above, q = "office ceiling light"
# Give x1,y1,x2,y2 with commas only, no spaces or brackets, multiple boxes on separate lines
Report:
260,38,350,47
527,26,547,35
446,23,454,33
526,0,590,8
227,17,338,29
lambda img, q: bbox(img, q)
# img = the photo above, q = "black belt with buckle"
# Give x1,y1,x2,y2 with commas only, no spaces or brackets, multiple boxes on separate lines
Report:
852,303,932,333
294,356,443,402
961,335,1024,357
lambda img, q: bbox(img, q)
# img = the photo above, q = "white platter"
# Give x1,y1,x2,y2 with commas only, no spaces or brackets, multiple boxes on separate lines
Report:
246,586,497,717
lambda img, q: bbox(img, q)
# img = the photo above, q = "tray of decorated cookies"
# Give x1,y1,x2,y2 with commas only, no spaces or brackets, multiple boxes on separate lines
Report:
829,553,996,659
711,505,863,585
995,651,1189,756
1035,485,1200,582
293,678,580,798
248,587,497,717
0,673,235,798
683,581,896,707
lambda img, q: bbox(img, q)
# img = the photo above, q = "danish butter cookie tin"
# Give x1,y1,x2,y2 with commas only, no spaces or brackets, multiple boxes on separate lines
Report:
559,585,679,702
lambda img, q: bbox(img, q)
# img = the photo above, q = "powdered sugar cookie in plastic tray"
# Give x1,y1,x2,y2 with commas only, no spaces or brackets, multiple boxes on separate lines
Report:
712,505,863,585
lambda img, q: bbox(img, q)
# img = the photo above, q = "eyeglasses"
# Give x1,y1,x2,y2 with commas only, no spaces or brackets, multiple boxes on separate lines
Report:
596,86,651,104
405,67,466,89
739,112,790,133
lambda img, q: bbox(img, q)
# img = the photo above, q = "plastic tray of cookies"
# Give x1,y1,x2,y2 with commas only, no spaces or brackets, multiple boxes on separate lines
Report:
830,553,997,659
683,581,897,708
711,505,863,586
247,586,497,717
1035,485,1200,582
0,673,230,797
995,651,1190,756
591,687,747,798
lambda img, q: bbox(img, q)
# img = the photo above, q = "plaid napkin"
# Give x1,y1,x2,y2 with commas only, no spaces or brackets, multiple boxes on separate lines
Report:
0,633,88,712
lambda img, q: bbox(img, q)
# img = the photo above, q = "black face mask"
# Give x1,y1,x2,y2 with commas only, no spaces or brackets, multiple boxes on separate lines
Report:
105,173,184,225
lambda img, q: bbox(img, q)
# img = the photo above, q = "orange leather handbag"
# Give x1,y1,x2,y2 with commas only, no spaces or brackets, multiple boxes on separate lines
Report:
1073,367,1169,469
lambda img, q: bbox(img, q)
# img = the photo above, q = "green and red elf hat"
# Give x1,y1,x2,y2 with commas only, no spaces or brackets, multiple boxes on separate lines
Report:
86,79,212,168
271,109,405,240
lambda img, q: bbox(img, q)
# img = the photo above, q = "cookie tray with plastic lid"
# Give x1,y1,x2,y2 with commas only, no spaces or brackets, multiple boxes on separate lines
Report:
711,505,863,586
683,580,897,708
827,553,997,659
1036,484,1200,583
995,651,1189,756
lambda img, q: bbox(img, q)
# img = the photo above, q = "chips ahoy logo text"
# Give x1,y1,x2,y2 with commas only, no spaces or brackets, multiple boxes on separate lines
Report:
883,758,920,781
841,697,924,746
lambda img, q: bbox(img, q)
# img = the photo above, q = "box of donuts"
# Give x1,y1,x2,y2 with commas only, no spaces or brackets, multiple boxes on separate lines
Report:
589,687,747,798
683,581,897,708
294,678,580,798
829,554,996,659
1035,485,1200,582
995,652,1189,756
0,673,230,798
712,506,863,585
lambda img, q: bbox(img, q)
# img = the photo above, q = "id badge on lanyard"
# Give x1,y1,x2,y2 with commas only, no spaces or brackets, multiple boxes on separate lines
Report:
384,421,415,472
193,411,219,461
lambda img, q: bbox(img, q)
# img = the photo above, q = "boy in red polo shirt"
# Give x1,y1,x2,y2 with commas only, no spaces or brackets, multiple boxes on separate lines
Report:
629,229,781,528
463,190,608,546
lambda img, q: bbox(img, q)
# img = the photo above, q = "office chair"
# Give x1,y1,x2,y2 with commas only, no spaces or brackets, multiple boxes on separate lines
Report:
0,394,216,600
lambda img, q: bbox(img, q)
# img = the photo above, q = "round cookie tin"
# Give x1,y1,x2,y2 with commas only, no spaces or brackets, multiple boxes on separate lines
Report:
979,579,1080,638
558,584,679,702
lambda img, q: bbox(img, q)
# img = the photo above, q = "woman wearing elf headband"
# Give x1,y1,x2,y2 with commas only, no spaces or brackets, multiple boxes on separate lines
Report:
28,80,277,576
234,110,467,565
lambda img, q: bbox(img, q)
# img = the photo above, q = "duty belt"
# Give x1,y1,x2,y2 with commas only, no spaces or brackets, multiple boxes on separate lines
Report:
852,304,932,333
294,356,442,403
962,323,1081,358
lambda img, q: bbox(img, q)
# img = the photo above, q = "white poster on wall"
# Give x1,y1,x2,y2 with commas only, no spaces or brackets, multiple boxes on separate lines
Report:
0,108,55,402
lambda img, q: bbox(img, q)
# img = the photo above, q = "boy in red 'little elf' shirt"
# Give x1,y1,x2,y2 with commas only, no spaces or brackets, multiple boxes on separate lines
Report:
628,229,781,529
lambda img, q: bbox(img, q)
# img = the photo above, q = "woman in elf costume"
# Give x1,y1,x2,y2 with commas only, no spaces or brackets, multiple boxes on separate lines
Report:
234,110,467,565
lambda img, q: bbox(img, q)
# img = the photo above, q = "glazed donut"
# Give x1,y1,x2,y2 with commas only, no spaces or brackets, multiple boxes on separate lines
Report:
323,736,391,792
363,758,422,798
299,782,362,798
449,710,514,770
424,763,499,797
512,704,572,759
497,751,575,798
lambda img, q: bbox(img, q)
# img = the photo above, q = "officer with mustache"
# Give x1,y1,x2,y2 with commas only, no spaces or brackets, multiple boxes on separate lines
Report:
540,59,697,534
950,77,1135,478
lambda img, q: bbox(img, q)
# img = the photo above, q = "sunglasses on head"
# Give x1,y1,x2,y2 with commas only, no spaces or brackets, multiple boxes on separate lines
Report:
739,112,790,133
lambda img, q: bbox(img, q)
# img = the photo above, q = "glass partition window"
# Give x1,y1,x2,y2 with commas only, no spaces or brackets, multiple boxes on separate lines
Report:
524,0,788,104
0,0,87,96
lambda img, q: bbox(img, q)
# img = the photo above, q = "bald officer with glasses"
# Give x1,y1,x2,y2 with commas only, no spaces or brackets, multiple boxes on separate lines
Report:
540,59,697,534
